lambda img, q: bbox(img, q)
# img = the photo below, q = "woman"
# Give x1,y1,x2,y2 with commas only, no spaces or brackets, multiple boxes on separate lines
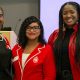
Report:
0,6,12,80
48,1,80,80
12,16,56,80
0,34,12,80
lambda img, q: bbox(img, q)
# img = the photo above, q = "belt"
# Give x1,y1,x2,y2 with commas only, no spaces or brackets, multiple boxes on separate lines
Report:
61,70,72,78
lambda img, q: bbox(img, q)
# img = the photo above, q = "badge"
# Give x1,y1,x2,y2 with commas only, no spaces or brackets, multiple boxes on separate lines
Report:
33,56,39,63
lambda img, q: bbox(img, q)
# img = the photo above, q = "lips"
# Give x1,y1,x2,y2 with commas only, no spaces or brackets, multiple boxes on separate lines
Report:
28,33,35,35
65,18,73,24
67,18,73,22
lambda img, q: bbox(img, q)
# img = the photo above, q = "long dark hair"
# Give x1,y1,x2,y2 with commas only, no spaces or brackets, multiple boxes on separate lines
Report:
54,1,80,72
17,16,46,48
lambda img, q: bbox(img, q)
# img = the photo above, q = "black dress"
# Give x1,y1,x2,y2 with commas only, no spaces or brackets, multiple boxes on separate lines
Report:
0,38,12,80
57,28,73,80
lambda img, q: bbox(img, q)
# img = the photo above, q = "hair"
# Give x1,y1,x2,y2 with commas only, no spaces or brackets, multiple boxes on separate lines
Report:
1,27,11,31
0,7,4,30
17,16,46,48
54,1,80,72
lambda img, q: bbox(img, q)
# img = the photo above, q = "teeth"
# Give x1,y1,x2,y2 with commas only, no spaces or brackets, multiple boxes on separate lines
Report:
67,19,72,22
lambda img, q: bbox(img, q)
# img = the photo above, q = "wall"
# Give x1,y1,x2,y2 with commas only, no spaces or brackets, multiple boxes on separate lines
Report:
0,0,39,35
40,0,80,41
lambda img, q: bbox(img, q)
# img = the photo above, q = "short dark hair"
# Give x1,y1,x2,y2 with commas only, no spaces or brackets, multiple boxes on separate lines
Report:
18,16,46,48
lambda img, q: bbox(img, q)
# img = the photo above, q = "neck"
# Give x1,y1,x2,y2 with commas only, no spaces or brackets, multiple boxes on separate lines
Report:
24,39,40,53
64,23,77,29
27,39,39,46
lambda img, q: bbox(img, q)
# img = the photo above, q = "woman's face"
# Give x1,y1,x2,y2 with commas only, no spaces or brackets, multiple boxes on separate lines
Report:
62,4,78,28
0,9,4,30
26,22,40,41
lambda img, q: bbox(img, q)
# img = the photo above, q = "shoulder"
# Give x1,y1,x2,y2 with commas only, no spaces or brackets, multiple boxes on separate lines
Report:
12,44,22,57
49,29,58,40
2,36,11,49
12,44,21,51
48,29,59,46
42,44,53,53
42,44,54,59
45,44,52,49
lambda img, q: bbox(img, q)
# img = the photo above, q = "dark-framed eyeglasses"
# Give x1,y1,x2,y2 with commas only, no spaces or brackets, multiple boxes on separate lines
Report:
26,26,40,31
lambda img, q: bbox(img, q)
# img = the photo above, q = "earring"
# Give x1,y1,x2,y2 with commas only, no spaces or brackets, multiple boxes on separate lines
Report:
76,21,78,24
63,23,66,31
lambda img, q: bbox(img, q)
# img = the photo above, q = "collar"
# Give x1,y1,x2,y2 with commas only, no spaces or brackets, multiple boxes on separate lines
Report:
73,24,78,32
63,24,78,32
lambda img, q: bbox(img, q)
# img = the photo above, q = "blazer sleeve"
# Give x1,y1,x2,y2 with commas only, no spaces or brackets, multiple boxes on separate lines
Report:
48,29,58,47
43,44,56,80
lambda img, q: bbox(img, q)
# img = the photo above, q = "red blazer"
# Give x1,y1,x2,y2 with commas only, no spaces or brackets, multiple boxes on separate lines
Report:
48,25,80,80
12,43,56,80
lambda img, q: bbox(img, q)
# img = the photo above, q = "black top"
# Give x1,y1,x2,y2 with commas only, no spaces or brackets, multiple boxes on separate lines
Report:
0,39,12,80
61,28,74,70
58,28,74,80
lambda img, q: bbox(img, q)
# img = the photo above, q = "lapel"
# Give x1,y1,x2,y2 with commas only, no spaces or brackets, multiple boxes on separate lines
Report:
69,24,78,56
24,44,45,69
16,45,23,72
17,43,45,71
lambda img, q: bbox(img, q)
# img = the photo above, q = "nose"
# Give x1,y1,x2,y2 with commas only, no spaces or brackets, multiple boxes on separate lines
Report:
30,28,34,32
67,13,71,18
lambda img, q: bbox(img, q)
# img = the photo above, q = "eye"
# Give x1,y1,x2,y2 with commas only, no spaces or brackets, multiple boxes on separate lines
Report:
34,26,40,29
63,11,67,15
26,27,31,29
70,11,75,14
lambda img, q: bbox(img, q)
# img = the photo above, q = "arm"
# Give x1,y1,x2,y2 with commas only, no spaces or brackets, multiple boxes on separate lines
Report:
48,30,58,47
43,44,56,80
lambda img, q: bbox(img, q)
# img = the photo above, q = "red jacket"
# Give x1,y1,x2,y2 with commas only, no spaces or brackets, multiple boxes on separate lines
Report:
48,25,80,80
12,43,56,80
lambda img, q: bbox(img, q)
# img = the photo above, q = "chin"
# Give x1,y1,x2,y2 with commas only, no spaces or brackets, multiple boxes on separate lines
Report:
66,23,73,26
28,37,37,40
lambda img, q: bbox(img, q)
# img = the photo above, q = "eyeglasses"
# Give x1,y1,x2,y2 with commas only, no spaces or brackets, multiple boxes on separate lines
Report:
26,26,40,31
